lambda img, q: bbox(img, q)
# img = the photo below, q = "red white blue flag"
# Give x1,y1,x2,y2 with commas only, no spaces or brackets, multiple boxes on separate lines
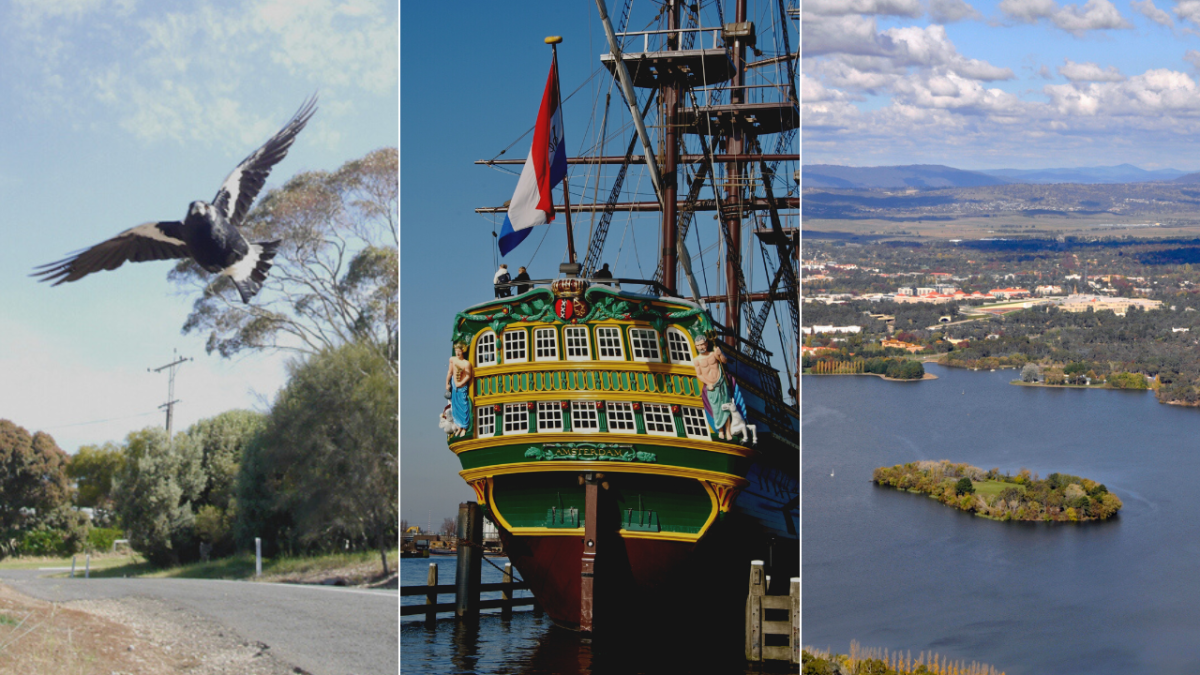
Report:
498,59,568,257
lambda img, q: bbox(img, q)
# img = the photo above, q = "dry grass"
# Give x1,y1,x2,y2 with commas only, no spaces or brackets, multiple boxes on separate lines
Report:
806,640,1006,675
0,583,171,675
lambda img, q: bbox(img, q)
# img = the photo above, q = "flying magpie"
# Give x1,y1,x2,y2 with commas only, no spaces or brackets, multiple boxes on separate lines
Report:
33,95,318,303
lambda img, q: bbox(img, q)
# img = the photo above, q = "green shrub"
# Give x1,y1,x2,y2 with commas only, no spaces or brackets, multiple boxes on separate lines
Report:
87,528,124,552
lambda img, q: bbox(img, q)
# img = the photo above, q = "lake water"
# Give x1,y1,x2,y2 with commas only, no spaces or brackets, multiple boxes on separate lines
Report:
400,556,779,674
803,364,1200,674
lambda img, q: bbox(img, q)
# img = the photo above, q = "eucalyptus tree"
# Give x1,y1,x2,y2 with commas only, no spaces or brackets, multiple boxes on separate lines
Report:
171,148,397,376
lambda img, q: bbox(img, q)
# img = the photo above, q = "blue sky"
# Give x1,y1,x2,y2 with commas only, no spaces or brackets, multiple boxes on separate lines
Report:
803,0,1200,170
0,0,396,454
400,1,800,527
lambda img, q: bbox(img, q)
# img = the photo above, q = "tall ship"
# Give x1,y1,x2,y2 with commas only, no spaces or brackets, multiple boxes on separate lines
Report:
442,0,798,633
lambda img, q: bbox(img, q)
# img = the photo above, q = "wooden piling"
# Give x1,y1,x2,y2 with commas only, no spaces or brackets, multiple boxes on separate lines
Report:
425,563,439,626
790,577,800,665
501,563,514,619
454,501,483,620
745,560,764,661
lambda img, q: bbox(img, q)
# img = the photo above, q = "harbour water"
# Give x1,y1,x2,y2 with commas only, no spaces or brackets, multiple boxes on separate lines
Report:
803,364,1200,674
400,556,784,674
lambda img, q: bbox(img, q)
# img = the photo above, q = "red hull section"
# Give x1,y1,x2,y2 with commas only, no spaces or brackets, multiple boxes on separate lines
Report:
499,531,697,629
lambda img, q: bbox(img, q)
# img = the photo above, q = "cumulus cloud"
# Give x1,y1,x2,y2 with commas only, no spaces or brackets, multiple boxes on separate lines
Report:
1045,68,1200,115
1000,0,1132,33
929,0,983,23
999,0,1060,21
805,20,1013,84
1131,0,1174,26
1053,0,1133,33
892,69,1025,114
1175,0,1200,25
883,25,1015,79
1059,58,1126,81
802,0,923,17
803,14,888,56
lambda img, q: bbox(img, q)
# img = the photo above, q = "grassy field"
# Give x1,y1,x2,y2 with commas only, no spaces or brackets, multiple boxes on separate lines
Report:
1,549,398,585
0,552,145,572
972,480,1024,498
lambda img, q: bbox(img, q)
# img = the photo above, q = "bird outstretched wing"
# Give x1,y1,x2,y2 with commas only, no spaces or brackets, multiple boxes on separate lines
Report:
32,221,191,285
212,94,318,228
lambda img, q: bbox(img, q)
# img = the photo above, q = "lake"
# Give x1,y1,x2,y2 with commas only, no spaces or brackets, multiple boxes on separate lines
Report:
803,364,1200,674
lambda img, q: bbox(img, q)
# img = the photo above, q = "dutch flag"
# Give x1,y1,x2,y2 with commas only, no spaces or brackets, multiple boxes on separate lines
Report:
498,59,568,257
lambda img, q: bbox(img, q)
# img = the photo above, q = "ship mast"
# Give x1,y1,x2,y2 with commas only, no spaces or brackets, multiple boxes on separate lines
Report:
660,0,682,295
722,0,749,345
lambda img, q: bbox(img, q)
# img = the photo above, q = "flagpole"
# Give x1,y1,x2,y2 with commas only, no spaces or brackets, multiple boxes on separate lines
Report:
546,36,578,270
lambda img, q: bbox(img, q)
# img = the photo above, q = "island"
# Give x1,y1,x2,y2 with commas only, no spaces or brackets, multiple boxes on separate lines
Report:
872,460,1122,522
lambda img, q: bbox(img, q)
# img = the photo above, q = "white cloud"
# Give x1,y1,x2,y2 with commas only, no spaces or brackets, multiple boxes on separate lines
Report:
999,0,1061,21
1000,0,1132,33
1053,0,1133,33
1059,58,1126,81
802,0,924,17
1045,68,1200,115
803,14,887,56
1176,0,1200,24
892,69,1025,114
929,0,983,23
1131,0,1174,26
805,21,1013,83
6,0,395,148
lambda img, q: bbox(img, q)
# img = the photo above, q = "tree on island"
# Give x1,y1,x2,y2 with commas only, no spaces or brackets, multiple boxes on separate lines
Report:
955,477,975,496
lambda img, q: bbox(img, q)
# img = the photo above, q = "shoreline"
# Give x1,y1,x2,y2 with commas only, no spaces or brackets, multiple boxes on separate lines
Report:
805,372,938,382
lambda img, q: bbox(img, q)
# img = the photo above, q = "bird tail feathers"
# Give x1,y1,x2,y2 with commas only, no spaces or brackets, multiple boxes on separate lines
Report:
230,240,281,303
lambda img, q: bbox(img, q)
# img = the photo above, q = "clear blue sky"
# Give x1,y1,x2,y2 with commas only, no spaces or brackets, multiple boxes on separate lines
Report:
0,0,397,454
400,2,799,528
804,0,1200,170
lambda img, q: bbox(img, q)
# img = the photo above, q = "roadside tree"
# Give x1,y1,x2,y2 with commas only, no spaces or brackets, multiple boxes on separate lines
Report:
185,410,265,555
0,420,71,535
112,428,204,566
249,340,398,575
66,442,125,525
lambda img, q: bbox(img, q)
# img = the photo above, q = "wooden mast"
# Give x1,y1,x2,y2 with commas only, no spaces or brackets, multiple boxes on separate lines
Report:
660,0,681,295
722,0,750,345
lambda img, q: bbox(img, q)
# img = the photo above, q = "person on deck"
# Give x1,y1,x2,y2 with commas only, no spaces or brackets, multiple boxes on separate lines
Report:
514,266,532,295
594,263,614,287
494,264,510,298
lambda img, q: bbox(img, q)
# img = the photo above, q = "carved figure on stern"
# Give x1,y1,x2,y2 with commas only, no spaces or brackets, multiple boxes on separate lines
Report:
444,342,473,437
693,334,733,440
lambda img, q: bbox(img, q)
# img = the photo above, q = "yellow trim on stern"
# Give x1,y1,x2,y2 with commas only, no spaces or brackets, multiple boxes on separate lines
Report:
450,432,755,458
460,461,748,487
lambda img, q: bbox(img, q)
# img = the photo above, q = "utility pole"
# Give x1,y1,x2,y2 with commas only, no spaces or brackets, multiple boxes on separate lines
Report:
149,350,192,439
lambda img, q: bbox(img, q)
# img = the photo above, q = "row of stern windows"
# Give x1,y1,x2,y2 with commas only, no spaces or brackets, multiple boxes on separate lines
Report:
474,325,695,367
475,400,713,441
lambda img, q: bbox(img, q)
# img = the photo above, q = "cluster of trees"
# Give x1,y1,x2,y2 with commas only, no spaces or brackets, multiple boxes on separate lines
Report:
0,420,94,558
805,353,926,380
872,460,1123,522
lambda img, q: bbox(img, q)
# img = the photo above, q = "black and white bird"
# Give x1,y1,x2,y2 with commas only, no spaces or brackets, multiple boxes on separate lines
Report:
33,95,318,303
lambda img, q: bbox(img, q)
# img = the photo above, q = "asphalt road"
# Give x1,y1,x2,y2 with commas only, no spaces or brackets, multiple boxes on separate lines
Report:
0,569,398,675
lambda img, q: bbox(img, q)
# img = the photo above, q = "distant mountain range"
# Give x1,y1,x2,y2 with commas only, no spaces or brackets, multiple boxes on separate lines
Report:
804,163,1190,189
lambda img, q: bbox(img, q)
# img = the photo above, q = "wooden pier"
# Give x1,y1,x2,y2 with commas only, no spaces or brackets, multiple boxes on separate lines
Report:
400,501,539,624
745,560,800,664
